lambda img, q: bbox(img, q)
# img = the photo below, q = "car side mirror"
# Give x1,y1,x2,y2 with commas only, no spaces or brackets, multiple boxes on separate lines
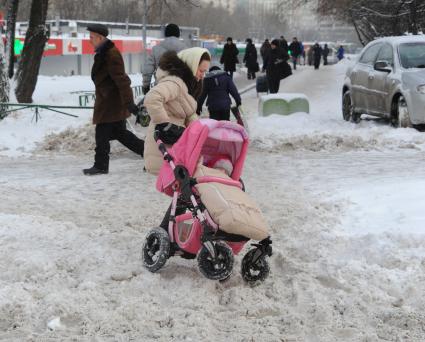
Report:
374,60,392,73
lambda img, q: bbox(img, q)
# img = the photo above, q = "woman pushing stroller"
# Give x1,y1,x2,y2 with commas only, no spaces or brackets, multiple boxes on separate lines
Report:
144,47,211,175
143,48,272,282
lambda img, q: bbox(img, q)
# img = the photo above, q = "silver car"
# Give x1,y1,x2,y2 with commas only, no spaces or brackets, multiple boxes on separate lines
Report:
342,36,425,127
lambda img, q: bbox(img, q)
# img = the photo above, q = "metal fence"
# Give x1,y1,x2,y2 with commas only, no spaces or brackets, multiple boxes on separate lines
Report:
72,85,144,106
0,103,93,122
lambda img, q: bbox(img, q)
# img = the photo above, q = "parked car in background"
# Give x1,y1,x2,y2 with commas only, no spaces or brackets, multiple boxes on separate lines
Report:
342,35,425,127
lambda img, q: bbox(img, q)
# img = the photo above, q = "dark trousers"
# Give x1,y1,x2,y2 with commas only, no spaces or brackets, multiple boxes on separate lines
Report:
209,108,231,121
94,120,144,170
323,56,328,65
267,76,280,94
292,56,298,70
247,70,256,79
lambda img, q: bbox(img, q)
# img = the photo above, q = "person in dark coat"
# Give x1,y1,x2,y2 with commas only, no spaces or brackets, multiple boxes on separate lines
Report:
307,46,313,66
263,39,292,94
260,39,271,71
83,24,144,176
243,38,258,80
323,44,330,65
220,37,239,78
279,36,288,52
289,37,302,70
313,43,323,70
337,45,345,61
197,66,241,121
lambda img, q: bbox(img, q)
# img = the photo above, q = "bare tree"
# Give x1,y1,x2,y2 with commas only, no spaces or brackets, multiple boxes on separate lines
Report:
5,0,19,78
318,0,425,45
14,0,49,103
0,0,19,117
0,27,9,118
276,0,425,45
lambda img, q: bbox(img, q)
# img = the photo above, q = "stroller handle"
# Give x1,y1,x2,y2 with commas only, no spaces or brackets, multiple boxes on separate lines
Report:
154,130,160,142
154,130,174,163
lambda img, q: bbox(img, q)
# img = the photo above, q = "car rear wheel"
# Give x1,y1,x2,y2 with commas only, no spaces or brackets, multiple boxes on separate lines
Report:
342,91,352,121
391,96,412,128
342,91,360,123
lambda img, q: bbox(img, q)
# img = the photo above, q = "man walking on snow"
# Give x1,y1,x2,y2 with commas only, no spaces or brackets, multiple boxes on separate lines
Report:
83,24,144,176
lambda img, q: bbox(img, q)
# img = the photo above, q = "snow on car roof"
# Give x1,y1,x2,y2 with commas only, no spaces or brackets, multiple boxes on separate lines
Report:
371,35,425,45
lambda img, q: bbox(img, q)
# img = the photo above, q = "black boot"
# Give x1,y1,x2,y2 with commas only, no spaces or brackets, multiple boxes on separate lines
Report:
83,166,108,175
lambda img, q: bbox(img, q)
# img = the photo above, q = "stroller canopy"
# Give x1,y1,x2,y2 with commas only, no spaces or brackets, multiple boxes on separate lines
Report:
157,119,249,195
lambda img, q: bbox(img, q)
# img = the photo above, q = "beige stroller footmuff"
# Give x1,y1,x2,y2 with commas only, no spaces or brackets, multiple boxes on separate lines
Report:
194,165,269,241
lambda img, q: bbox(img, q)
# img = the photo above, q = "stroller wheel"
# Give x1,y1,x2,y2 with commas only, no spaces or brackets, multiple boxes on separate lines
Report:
142,227,170,272
197,242,234,281
241,249,270,283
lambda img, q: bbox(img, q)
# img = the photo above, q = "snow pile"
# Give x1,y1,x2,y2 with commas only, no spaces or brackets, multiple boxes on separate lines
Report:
249,113,425,152
2,152,425,340
38,121,146,155
38,123,95,154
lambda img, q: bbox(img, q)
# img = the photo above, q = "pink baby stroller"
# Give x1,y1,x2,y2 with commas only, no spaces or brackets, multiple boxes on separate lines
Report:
142,119,272,282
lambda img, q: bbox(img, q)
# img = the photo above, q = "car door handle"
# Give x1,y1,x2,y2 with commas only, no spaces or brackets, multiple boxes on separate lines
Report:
368,73,374,80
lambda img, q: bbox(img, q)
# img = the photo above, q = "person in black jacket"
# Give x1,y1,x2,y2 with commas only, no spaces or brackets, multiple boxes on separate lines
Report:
279,36,288,52
260,39,271,71
243,38,258,80
323,44,330,65
289,37,302,70
197,66,241,121
220,37,239,78
263,39,292,94
313,43,323,69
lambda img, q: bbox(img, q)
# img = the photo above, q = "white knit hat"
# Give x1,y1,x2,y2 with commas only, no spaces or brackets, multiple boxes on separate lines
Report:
178,47,210,76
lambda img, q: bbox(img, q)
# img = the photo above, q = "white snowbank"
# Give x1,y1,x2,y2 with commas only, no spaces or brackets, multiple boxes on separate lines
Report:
0,74,140,157
2,60,425,340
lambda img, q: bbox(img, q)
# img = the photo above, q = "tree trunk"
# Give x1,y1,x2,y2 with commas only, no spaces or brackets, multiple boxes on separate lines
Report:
14,0,49,103
6,0,19,79
0,27,10,119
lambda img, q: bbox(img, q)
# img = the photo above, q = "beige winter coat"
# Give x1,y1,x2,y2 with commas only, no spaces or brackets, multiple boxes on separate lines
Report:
144,68,198,175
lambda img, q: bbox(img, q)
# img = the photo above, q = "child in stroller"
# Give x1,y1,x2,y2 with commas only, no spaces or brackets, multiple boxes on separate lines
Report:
142,119,272,282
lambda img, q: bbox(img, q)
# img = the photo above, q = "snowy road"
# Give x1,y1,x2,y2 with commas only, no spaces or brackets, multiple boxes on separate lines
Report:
2,62,425,341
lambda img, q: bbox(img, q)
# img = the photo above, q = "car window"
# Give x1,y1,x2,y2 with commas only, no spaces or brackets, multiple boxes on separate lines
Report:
359,44,382,65
399,43,425,68
377,44,394,66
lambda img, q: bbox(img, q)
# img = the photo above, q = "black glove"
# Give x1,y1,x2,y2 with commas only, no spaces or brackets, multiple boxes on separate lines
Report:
142,86,150,95
127,103,140,116
155,122,185,145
